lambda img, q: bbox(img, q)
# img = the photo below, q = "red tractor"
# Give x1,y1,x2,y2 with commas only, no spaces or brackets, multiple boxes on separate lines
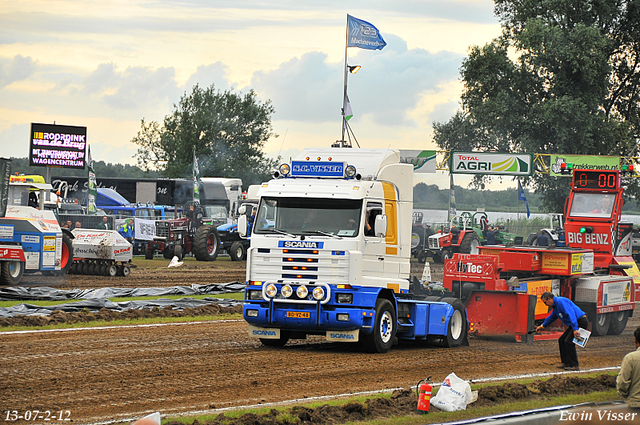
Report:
427,212,483,262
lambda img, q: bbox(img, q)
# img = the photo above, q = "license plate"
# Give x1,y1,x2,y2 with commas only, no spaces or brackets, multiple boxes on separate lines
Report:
286,311,310,318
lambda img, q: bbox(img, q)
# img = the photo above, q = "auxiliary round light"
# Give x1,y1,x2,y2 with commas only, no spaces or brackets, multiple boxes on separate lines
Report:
296,285,309,298
279,163,291,176
345,165,357,178
265,283,277,298
281,284,293,298
312,286,325,300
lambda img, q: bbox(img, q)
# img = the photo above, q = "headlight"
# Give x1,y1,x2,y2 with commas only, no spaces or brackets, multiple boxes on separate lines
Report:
247,290,263,300
281,284,293,298
345,165,357,178
296,285,308,299
313,286,325,300
265,283,277,298
279,163,291,176
336,293,353,304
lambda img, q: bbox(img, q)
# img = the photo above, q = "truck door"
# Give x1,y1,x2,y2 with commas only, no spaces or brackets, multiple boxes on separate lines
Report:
362,202,385,282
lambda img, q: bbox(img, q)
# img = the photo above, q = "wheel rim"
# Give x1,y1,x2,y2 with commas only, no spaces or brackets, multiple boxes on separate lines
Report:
470,239,480,254
61,243,70,268
235,246,243,258
613,311,625,321
450,310,463,340
207,234,216,254
597,314,607,326
379,310,394,344
9,263,20,278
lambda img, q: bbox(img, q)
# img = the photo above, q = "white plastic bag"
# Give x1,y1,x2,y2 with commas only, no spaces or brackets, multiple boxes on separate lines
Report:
431,372,474,412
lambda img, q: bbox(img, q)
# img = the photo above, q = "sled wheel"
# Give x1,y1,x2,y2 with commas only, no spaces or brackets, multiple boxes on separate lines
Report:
260,331,291,347
608,311,629,335
441,297,467,347
592,312,611,336
362,298,396,353
230,241,246,261
107,264,118,277
1,261,24,285
121,265,130,277
81,262,90,275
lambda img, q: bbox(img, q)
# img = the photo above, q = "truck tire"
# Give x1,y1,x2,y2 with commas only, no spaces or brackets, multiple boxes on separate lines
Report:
145,247,154,260
230,241,246,261
1,261,24,285
260,330,291,347
194,225,220,261
460,232,481,254
362,299,396,353
608,311,629,335
441,297,467,347
592,312,611,336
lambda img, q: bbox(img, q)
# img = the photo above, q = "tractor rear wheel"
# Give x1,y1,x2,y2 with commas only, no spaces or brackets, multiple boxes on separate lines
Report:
194,225,220,261
174,245,184,261
1,261,24,285
460,232,481,254
60,234,73,274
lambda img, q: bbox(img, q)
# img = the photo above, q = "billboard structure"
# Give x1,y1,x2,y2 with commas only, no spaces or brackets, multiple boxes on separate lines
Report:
29,123,87,169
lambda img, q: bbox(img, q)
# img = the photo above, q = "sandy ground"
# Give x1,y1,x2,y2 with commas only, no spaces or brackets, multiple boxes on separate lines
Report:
1,259,635,424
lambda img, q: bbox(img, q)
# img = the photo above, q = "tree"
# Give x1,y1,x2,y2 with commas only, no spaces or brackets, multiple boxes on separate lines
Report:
132,84,280,185
433,0,640,212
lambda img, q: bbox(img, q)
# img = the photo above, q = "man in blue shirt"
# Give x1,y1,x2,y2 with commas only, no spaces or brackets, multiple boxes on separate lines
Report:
536,291,589,371
118,218,135,243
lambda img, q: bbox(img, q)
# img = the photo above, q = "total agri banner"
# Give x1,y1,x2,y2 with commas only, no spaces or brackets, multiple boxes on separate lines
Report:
550,154,619,176
399,150,437,173
450,152,533,176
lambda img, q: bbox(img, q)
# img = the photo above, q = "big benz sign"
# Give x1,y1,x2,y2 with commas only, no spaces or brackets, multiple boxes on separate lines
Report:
450,152,533,176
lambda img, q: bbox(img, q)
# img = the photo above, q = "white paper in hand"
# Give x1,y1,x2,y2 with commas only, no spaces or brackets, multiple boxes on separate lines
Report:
573,328,591,348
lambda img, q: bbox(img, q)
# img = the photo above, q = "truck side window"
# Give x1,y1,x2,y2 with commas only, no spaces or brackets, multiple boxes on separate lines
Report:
365,202,383,237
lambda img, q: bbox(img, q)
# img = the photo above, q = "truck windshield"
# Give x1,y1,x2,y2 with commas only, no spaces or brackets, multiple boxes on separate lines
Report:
254,197,363,237
569,193,615,218
204,205,228,220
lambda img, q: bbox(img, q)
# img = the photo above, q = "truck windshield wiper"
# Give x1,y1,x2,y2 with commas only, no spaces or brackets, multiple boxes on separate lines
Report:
262,228,296,238
301,230,342,239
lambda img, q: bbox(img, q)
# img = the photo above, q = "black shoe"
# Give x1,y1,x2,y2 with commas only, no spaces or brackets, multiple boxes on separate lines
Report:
556,364,568,369
564,365,580,371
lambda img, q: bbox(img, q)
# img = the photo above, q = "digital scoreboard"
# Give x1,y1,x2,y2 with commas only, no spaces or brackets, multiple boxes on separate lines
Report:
572,170,620,190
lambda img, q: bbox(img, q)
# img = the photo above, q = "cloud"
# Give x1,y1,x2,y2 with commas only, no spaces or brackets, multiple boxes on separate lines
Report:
182,63,234,92
0,55,37,89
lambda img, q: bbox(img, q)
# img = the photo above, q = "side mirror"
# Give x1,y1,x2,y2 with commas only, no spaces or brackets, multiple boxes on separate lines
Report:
374,215,387,237
238,215,248,238
196,212,203,220
238,205,247,215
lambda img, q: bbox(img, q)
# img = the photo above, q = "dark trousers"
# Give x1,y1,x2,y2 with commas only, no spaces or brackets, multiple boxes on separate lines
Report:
559,315,589,367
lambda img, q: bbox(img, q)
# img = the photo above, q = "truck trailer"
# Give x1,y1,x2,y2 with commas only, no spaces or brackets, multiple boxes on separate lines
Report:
239,148,467,353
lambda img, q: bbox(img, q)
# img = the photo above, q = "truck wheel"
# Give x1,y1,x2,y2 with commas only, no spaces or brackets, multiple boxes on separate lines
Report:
174,245,184,261
608,311,629,335
260,331,291,347
145,248,154,260
230,241,246,261
362,299,396,353
441,297,467,347
460,232,481,254
194,225,220,261
592,313,611,336
1,261,24,285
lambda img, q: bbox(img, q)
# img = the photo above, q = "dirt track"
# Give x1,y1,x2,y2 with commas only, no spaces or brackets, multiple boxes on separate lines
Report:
1,259,636,424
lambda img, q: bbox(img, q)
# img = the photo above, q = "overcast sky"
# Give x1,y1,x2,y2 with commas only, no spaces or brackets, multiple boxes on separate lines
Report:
0,0,507,189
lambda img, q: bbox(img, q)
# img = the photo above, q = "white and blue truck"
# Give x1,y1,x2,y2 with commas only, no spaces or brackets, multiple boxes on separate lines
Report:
238,148,466,353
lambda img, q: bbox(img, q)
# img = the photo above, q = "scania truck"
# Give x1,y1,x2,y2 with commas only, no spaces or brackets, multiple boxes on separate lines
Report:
239,148,466,353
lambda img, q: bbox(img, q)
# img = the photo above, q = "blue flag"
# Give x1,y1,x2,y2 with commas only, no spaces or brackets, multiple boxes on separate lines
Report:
518,180,530,218
347,15,386,50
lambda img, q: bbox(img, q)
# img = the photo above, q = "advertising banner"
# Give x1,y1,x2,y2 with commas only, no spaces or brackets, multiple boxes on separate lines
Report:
29,123,87,169
550,154,619,176
400,150,437,173
450,152,532,176
0,157,11,217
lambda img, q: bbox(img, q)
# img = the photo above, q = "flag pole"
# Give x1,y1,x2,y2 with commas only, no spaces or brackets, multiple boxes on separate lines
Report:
341,14,349,147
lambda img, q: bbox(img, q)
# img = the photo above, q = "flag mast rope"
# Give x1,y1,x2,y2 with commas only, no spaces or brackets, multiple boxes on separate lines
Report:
340,13,351,148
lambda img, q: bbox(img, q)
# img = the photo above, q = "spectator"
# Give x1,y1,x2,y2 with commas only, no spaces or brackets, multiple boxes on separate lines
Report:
118,218,135,243
97,216,110,230
75,221,82,230
66,220,73,229
617,326,640,408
